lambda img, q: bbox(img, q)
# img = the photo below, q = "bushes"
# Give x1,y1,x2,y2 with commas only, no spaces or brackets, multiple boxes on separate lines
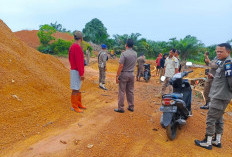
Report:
37,38,93,57
51,39,72,56
37,39,72,56
37,45,53,54
37,24,72,56
81,41,92,54
37,24,93,57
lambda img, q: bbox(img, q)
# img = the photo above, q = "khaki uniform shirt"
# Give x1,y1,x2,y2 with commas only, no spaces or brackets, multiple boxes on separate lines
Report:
119,48,137,72
137,56,146,69
164,56,178,78
98,50,108,68
209,56,232,103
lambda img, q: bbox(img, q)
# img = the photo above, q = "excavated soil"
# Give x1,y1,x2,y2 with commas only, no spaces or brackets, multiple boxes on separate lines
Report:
14,30,73,49
0,20,91,155
6,57,232,157
1,19,232,156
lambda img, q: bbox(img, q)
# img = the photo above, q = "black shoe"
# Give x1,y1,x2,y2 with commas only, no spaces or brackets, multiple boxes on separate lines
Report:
194,136,212,150
127,108,134,112
114,109,125,113
212,142,222,148
200,103,209,109
99,85,107,90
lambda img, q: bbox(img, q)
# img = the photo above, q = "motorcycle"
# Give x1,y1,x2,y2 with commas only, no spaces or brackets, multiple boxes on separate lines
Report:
160,69,193,140
143,64,151,82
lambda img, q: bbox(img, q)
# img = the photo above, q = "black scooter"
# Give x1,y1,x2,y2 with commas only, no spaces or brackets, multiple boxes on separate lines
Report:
160,70,193,140
143,64,151,82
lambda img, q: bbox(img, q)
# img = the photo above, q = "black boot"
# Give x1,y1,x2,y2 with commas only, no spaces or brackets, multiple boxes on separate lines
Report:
200,102,209,109
212,134,222,148
195,136,212,150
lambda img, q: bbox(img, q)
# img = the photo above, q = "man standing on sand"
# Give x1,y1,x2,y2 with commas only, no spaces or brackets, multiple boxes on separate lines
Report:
68,31,86,113
161,49,179,95
156,53,162,76
86,47,90,65
174,50,182,72
114,39,137,113
200,52,220,110
159,53,168,81
98,44,108,90
195,43,232,150
136,53,146,81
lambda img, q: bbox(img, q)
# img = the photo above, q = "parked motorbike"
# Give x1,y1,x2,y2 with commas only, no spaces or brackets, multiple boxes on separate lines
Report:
160,69,193,140
143,64,151,82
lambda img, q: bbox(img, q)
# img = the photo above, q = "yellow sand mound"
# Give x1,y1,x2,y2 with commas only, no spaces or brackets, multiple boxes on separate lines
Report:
0,19,72,151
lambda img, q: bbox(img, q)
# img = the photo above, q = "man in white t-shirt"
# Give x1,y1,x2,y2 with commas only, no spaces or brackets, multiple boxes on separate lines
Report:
161,49,179,95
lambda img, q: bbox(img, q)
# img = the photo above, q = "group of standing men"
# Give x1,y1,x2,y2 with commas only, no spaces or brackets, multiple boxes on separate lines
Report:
68,30,232,150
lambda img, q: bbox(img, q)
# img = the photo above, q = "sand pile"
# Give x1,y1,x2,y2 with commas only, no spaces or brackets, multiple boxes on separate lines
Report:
188,67,205,78
0,20,74,151
14,30,73,49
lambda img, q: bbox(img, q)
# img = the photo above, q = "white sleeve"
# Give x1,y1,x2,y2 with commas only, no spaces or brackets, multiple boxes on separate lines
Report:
175,58,179,69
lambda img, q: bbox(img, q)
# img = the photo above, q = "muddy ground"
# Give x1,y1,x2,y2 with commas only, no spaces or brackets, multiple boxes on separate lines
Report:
3,58,232,157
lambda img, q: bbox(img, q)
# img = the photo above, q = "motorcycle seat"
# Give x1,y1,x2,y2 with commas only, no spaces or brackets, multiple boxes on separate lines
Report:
162,93,183,99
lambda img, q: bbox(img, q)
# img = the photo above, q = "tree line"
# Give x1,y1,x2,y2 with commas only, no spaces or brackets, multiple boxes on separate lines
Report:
37,18,231,62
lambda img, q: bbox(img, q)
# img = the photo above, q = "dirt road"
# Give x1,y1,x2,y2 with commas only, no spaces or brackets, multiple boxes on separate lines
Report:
6,58,232,157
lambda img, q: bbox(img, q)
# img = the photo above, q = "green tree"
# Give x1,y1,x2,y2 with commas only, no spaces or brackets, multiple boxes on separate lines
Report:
146,40,169,58
50,21,62,31
50,39,72,55
206,45,217,60
49,21,72,33
113,34,128,53
175,35,204,61
82,18,109,44
37,24,56,46
105,38,115,50
168,37,179,49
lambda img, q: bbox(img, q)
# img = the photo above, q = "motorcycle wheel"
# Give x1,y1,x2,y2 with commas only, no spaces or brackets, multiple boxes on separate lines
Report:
166,120,177,140
160,114,165,128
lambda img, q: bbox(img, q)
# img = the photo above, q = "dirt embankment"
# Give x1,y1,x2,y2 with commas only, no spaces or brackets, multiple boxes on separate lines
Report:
3,58,232,157
14,30,73,49
0,19,96,155
1,19,232,157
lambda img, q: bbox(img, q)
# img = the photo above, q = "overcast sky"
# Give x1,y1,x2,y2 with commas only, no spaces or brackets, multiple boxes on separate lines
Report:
0,0,231,46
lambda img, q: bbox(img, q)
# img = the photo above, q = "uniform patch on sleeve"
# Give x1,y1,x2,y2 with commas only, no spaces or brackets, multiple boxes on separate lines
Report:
224,60,232,77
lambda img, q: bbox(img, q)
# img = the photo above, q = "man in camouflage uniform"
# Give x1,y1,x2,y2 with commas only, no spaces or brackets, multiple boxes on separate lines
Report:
136,54,146,81
98,44,108,90
200,52,220,109
195,43,232,150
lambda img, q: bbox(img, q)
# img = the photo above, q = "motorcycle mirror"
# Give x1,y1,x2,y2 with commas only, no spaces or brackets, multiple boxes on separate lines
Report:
186,62,193,66
160,76,166,82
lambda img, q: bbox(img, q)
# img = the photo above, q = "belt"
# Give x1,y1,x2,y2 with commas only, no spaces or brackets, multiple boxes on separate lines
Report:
121,71,134,72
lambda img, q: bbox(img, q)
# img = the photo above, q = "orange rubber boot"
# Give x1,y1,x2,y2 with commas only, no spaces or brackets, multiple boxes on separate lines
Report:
77,93,86,109
71,95,83,113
